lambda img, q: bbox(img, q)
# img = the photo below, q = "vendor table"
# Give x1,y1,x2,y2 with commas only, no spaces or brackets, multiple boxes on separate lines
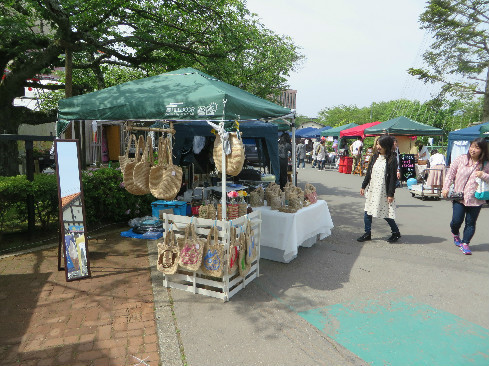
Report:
254,200,334,263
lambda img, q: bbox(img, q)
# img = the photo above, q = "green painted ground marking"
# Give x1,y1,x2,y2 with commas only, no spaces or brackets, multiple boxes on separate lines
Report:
298,296,489,366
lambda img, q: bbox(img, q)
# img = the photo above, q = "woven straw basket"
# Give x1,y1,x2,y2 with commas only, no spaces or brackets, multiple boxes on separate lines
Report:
149,137,183,200
213,133,245,176
157,229,179,275
132,136,153,195
118,134,137,174
124,135,145,195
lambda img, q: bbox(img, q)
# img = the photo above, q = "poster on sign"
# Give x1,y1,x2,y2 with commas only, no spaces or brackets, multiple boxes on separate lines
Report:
399,154,416,181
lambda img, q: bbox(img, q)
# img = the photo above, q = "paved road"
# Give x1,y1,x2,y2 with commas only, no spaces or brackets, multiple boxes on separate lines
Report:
157,165,489,366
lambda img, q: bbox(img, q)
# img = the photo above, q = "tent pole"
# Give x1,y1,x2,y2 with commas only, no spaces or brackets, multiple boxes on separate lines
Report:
221,122,227,221
291,119,296,186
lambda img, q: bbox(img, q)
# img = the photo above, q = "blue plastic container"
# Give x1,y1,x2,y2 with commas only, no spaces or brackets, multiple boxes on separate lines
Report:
151,200,187,219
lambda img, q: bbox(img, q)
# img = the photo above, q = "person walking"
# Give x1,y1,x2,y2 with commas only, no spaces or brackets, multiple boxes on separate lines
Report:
278,132,292,190
357,135,401,243
441,138,489,255
296,139,306,169
316,140,327,170
350,137,364,172
312,139,320,168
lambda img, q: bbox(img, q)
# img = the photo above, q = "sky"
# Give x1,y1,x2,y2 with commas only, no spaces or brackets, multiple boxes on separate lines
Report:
245,0,430,118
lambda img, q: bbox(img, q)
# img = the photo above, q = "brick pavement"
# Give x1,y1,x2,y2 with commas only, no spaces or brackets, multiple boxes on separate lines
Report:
0,231,162,366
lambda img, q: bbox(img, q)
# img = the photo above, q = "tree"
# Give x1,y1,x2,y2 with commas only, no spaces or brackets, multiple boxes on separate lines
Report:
0,0,302,176
408,0,489,122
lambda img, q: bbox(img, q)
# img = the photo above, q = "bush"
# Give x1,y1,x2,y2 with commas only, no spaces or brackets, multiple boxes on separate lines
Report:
0,167,155,233
81,168,154,227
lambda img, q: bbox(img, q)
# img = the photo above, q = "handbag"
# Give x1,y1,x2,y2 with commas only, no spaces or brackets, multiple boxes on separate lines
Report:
123,135,145,194
178,223,204,272
228,226,239,275
149,137,183,200
238,230,251,277
132,135,153,195
213,132,245,176
475,163,489,200
157,228,179,275
245,220,257,265
201,226,224,278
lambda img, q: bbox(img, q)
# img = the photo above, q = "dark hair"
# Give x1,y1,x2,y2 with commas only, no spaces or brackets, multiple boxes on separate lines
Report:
431,149,438,155
279,132,291,144
466,137,489,164
377,135,395,162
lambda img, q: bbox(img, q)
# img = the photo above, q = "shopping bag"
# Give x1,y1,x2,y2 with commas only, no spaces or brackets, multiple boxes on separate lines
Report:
123,135,145,194
157,229,179,275
213,132,245,176
178,223,204,272
228,226,239,275
475,177,489,200
201,226,224,277
245,219,257,264
118,134,136,174
238,231,251,277
132,135,153,195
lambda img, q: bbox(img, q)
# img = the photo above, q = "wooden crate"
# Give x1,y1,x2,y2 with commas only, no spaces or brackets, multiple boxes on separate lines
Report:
161,211,262,301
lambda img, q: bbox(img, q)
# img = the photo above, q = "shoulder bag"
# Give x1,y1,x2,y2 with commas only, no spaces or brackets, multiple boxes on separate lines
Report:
475,162,489,200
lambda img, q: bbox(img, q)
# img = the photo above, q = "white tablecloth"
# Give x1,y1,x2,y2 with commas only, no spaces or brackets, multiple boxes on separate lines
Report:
254,200,334,263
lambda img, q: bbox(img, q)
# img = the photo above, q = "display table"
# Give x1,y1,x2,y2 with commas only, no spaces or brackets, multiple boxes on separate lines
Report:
254,200,334,263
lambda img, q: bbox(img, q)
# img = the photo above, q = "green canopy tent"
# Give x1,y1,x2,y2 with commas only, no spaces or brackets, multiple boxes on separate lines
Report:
57,67,294,219
320,123,358,137
57,67,293,135
363,116,444,136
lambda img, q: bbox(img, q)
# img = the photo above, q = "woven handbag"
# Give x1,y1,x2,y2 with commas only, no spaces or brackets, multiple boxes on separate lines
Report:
123,135,145,195
238,231,251,277
149,137,168,198
132,135,153,195
118,134,136,174
149,137,183,200
157,229,179,275
245,220,257,264
213,132,245,176
304,183,318,204
201,226,224,278
228,226,239,275
178,223,204,272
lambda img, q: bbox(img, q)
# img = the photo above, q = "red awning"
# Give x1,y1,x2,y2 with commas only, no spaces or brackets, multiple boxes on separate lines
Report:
340,121,382,138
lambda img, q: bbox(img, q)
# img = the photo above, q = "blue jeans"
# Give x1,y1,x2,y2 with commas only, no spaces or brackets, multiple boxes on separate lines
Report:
450,201,482,244
364,211,399,234
297,158,305,168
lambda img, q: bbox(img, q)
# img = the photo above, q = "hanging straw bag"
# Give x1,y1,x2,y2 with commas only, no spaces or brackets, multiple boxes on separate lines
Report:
201,226,224,277
149,137,183,200
238,231,251,277
228,226,239,275
118,134,136,174
124,135,145,194
157,228,179,275
149,137,168,198
213,132,245,176
178,223,204,272
245,220,257,264
132,135,153,195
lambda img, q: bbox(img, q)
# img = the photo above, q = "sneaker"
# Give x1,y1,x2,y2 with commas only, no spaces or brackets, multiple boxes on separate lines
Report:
453,235,462,247
460,243,472,255
357,232,371,242
387,232,401,243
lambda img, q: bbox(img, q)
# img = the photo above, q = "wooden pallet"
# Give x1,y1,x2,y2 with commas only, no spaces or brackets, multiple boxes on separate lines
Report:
161,211,262,301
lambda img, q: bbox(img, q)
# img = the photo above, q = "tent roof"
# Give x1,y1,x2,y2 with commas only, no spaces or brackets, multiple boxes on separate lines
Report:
448,122,489,141
294,127,317,137
58,67,292,122
364,116,444,136
300,126,331,138
320,123,358,137
340,121,382,138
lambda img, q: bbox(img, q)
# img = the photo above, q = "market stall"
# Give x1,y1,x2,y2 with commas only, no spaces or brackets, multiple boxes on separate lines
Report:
57,67,336,300
446,122,489,164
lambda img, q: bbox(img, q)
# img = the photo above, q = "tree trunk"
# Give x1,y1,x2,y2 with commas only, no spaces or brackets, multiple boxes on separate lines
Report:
482,67,489,122
0,106,20,176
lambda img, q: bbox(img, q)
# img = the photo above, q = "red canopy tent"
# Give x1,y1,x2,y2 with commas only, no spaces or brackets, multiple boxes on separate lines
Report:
340,121,382,138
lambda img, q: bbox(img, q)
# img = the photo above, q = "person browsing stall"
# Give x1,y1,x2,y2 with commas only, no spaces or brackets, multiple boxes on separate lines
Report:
296,139,306,169
278,132,292,190
357,135,401,243
441,138,489,255
350,137,363,171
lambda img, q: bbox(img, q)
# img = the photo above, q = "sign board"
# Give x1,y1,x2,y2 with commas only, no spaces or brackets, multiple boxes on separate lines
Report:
399,154,416,181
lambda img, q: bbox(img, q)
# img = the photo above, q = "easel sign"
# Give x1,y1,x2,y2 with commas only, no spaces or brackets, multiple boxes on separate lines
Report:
399,154,416,181
55,140,91,281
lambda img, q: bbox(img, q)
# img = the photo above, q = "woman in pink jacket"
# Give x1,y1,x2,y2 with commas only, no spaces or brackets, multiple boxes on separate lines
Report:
442,138,489,255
